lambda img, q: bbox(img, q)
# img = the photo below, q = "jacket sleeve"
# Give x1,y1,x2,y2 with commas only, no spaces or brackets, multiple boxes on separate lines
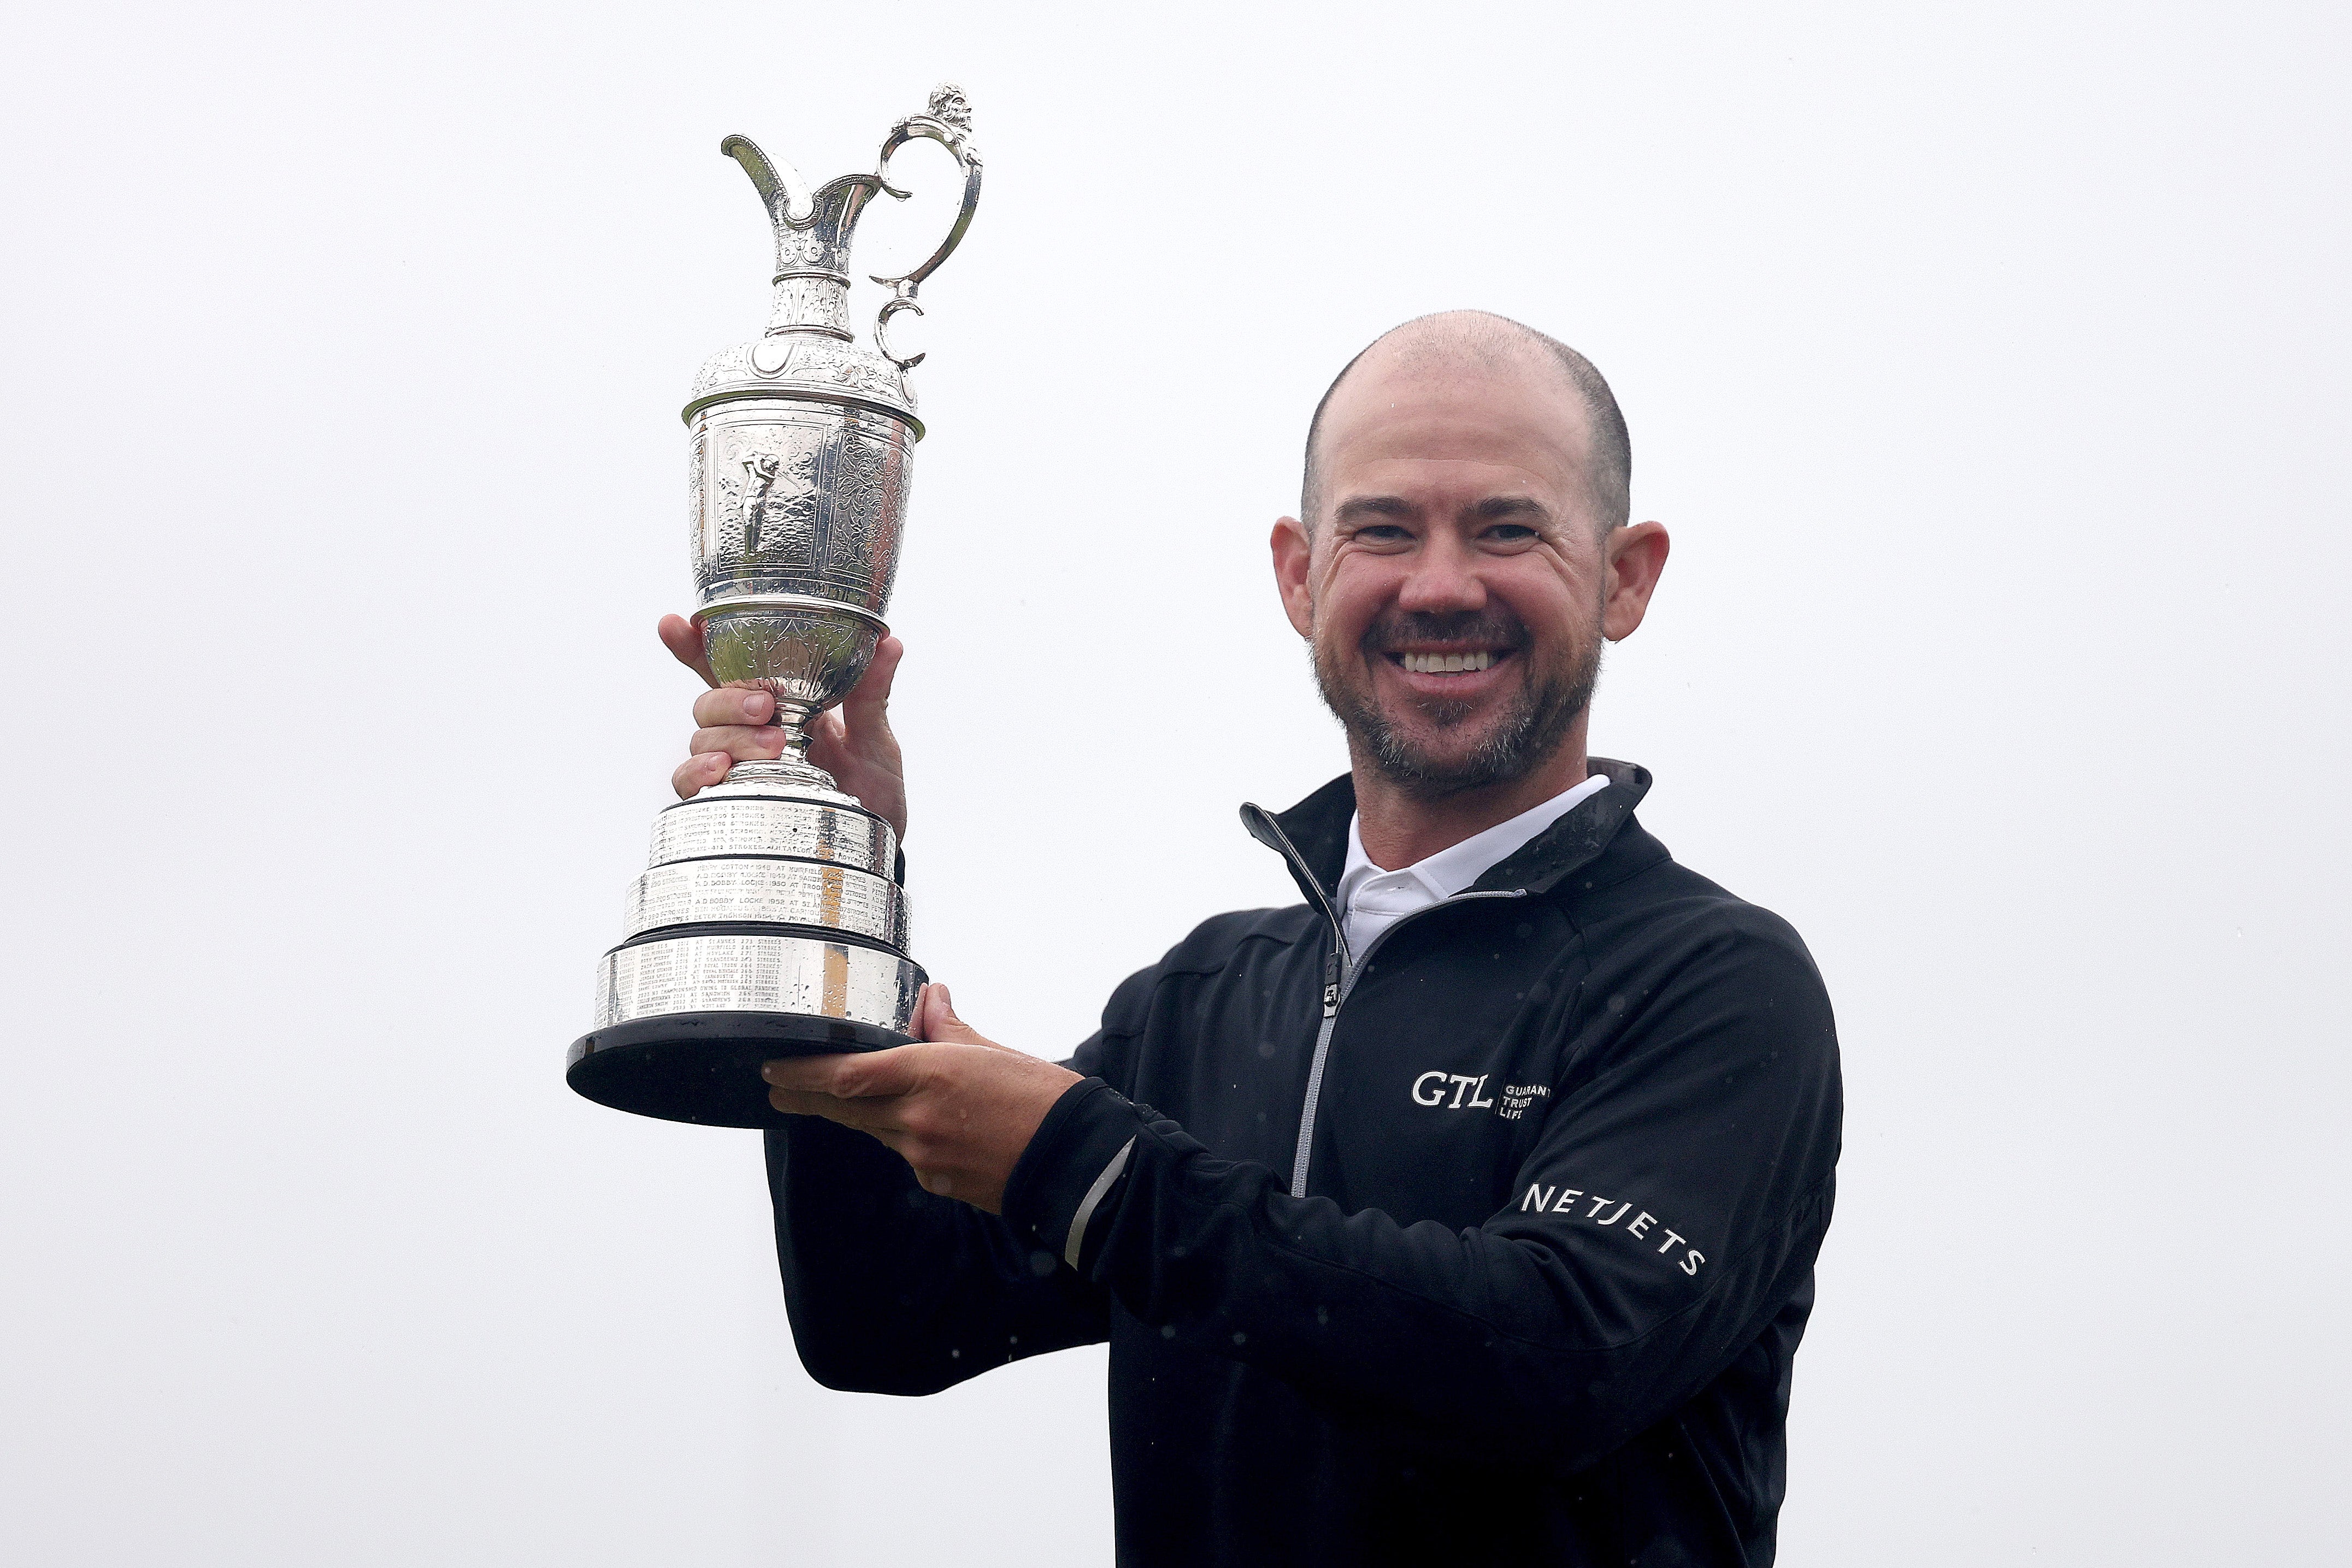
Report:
997,916,1842,1471
763,1031,1112,1395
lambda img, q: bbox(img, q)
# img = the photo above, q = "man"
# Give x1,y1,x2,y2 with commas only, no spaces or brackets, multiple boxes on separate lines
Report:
659,311,1843,1566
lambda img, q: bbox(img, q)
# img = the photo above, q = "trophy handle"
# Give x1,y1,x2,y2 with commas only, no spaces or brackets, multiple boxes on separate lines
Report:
869,86,983,370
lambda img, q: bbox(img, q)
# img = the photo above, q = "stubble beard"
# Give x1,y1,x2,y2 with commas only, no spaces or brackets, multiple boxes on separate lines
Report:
1311,605,1602,803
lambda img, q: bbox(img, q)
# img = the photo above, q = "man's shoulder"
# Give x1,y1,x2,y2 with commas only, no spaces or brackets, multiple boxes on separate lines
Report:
1553,836,1841,1118
1569,822,1828,990
1152,902,1323,977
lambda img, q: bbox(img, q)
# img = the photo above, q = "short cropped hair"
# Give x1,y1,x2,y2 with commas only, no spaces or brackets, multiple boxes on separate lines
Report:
1300,311,1631,536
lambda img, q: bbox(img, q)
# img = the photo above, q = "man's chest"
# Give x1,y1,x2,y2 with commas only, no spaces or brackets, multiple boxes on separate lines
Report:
1118,918,1585,1229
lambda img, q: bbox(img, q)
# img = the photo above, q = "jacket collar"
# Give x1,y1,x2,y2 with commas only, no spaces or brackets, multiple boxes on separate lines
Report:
1240,758,1657,916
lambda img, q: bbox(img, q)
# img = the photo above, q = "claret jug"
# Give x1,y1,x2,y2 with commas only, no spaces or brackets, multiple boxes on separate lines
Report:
568,87,981,1128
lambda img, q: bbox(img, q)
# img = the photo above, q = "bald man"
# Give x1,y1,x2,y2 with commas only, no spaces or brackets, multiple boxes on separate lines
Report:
665,312,1842,1567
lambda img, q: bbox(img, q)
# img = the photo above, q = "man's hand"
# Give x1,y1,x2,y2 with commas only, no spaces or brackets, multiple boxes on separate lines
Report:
659,614,910,843
762,984,1083,1213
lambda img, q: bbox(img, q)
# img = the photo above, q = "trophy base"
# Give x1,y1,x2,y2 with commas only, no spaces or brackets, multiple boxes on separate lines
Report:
575,924,924,1127
567,1011,913,1128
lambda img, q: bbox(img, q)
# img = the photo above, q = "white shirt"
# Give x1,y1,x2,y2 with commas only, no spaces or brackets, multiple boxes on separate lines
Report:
1336,774,1613,958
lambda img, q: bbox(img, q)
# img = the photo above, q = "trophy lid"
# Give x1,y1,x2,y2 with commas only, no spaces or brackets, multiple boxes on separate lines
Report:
683,86,982,436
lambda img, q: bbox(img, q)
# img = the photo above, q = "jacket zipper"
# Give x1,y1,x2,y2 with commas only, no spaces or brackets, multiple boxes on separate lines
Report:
1285,887,1526,1199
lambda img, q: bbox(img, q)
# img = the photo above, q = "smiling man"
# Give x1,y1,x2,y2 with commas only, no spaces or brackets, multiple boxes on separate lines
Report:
663,311,1843,1567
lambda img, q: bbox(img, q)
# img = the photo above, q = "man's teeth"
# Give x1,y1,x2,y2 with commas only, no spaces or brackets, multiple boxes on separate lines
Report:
1400,651,1495,674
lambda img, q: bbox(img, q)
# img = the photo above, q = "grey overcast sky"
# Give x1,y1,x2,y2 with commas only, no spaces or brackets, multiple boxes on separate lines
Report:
2,3,2345,1563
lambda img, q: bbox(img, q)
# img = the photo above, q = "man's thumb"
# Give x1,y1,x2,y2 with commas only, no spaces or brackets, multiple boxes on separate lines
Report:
844,634,903,715
919,983,996,1047
657,612,717,686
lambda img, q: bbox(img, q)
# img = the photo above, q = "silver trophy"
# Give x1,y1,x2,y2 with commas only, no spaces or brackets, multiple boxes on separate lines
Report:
568,88,982,1127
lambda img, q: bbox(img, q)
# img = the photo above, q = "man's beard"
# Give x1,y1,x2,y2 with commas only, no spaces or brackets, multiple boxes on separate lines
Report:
1311,606,1600,801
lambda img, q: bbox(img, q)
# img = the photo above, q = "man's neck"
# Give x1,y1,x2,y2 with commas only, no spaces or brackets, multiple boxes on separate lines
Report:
1348,728,1592,870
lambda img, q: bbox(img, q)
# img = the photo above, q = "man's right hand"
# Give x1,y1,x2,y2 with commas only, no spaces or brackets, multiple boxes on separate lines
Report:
658,615,910,844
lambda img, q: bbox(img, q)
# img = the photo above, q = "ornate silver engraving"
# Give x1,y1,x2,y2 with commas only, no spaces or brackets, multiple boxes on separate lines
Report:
680,90,976,801
692,406,913,610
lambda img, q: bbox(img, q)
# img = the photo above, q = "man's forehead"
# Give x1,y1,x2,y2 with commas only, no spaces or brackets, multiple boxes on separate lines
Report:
1333,460,1558,516
1317,352,1593,496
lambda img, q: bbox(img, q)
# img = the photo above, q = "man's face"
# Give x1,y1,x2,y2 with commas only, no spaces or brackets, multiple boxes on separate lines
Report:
1277,352,1614,799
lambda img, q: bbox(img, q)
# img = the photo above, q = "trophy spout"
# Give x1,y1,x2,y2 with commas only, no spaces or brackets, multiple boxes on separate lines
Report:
718,87,981,367
721,134,886,343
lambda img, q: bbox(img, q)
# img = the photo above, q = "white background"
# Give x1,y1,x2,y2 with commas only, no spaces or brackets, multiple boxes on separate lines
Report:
3,3,2345,1563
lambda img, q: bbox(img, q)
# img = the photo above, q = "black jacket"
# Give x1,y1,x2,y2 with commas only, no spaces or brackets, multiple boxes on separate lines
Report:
765,761,1843,1566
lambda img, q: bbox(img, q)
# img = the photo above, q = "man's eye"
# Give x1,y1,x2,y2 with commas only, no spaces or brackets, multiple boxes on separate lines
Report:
1355,524,1412,543
1484,524,1538,543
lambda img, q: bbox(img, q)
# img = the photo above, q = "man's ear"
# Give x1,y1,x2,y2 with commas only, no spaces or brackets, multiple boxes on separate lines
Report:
1601,521,1670,642
1270,515,1316,638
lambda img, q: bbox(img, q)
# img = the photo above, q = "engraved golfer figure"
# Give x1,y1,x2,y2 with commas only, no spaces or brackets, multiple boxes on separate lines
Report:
741,450,783,553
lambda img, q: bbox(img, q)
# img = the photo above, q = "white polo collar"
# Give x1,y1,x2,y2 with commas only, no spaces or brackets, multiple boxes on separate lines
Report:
1335,773,1612,958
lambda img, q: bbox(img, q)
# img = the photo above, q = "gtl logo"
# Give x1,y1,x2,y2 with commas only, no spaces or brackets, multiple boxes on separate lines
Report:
1412,1071,1495,1110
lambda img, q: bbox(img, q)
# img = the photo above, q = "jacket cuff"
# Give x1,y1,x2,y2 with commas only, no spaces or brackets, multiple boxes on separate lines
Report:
1002,1077,1145,1273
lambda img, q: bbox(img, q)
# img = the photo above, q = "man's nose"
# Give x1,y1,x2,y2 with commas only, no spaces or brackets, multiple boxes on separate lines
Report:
1395,532,1488,614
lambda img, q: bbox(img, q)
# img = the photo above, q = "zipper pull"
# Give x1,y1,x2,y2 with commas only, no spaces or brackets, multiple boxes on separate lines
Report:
1321,947,1340,1018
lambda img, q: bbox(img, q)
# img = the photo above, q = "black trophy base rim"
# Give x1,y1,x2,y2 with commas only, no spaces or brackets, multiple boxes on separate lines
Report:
567,1011,912,1129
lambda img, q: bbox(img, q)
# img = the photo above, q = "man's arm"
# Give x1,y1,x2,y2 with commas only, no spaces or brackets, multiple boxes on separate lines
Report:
659,620,1106,1389
765,1035,1110,1395
777,915,1840,1467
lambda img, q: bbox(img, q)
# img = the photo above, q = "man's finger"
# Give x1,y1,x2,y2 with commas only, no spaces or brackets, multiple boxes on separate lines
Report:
767,1085,904,1132
763,1046,924,1099
687,723,787,761
692,686,775,728
767,1086,850,1121
658,614,717,687
804,709,846,751
671,752,733,801
839,634,903,719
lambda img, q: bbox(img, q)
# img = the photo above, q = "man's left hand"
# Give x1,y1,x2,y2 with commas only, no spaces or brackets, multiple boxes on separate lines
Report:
763,984,1083,1213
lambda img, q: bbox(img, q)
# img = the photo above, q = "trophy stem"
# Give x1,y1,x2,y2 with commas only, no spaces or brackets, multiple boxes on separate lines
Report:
726,700,842,794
